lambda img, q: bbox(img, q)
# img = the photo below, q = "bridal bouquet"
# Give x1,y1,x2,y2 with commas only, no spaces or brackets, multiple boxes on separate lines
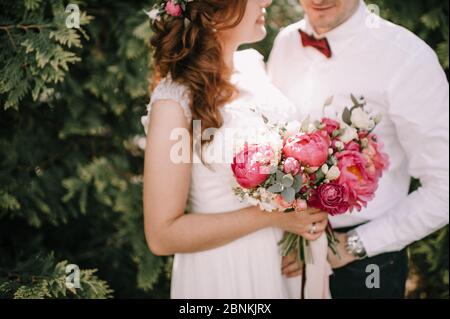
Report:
231,95,389,263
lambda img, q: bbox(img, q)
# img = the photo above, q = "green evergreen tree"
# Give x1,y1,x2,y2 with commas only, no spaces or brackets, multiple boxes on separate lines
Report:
1,0,167,298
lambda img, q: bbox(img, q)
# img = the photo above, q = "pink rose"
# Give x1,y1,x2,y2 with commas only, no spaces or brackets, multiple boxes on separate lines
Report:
293,199,308,211
308,183,350,216
165,0,183,17
275,195,294,209
283,157,301,176
321,118,341,135
231,144,274,189
362,134,390,179
335,150,378,211
344,141,360,152
283,133,330,167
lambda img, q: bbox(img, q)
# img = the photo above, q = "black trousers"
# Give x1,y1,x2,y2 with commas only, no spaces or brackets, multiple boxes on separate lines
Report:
330,227,409,299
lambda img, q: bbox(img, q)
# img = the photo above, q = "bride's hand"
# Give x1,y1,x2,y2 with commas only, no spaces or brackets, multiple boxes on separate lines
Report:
273,207,329,241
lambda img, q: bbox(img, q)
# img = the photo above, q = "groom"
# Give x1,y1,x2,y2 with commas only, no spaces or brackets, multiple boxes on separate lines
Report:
268,0,449,298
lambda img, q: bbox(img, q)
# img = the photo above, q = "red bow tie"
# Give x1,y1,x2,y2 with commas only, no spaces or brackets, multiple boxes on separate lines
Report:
299,29,332,58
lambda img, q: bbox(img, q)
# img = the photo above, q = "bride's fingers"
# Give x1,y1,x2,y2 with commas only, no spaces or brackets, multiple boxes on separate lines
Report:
281,253,296,268
282,260,303,276
315,219,328,233
285,269,302,278
302,207,321,214
302,231,323,241
282,257,296,271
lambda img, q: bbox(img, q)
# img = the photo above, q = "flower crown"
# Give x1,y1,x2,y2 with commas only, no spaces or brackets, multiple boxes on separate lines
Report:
144,0,194,24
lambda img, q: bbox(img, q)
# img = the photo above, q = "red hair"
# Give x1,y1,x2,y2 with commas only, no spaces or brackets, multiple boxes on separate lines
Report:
150,0,248,143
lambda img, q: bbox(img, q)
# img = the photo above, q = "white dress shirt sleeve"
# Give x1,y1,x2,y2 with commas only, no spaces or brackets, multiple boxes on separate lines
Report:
356,46,450,257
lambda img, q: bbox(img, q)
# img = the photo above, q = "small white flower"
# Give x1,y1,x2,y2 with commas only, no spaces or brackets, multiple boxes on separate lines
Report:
335,141,344,151
307,123,316,134
321,164,329,175
340,124,358,143
144,9,161,22
260,201,277,212
326,166,341,181
351,108,375,131
361,138,369,148
247,197,260,207
285,121,301,137
328,148,334,155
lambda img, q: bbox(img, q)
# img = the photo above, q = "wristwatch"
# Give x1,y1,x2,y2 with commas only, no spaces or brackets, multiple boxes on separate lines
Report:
346,230,368,260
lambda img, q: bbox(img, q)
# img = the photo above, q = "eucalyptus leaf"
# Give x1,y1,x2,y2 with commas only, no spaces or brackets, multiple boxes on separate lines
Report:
276,170,284,183
268,183,284,194
342,107,352,126
351,94,360,107
293,174,303,192
281,187,295,203
282,174,294,188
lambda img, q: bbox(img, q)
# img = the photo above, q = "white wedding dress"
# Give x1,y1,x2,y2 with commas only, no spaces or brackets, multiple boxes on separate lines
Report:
142,49,331,299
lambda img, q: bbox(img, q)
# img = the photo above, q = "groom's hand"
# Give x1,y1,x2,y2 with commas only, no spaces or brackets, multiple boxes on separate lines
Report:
327,232,357,269
282,250,303,278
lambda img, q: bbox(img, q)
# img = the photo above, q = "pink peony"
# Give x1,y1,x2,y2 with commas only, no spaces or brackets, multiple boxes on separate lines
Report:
283,157,301,176
283,133,330,167
362,134,390,179
335,150,378,211
165,0,183,17
231,144,274,189
308,183,350,216
344,140,360,152
321,118,341,135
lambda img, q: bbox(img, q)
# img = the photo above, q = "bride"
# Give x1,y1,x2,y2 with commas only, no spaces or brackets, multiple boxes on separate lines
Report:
142,0,330,299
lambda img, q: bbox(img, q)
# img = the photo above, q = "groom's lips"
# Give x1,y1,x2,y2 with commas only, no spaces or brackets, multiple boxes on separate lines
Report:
310,5,335,12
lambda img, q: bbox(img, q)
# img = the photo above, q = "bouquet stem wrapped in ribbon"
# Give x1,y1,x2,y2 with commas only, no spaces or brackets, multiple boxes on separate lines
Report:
232,95,389,264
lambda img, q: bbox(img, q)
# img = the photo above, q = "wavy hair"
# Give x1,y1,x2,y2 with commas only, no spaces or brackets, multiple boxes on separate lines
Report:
150,0,248,143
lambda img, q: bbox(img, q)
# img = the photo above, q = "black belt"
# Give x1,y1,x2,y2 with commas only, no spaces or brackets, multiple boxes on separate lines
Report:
334,223,367,234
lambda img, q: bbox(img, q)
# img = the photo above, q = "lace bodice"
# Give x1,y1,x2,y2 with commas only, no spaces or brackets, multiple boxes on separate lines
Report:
141,76,192,135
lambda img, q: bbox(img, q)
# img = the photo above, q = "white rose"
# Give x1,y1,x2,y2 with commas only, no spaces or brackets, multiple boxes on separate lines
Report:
351,108,375,131
340,124,358,143
326,166,341,181
321,164,329,174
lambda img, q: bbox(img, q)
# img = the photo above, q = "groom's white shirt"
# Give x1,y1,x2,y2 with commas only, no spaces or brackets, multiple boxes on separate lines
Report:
268,0,449,257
